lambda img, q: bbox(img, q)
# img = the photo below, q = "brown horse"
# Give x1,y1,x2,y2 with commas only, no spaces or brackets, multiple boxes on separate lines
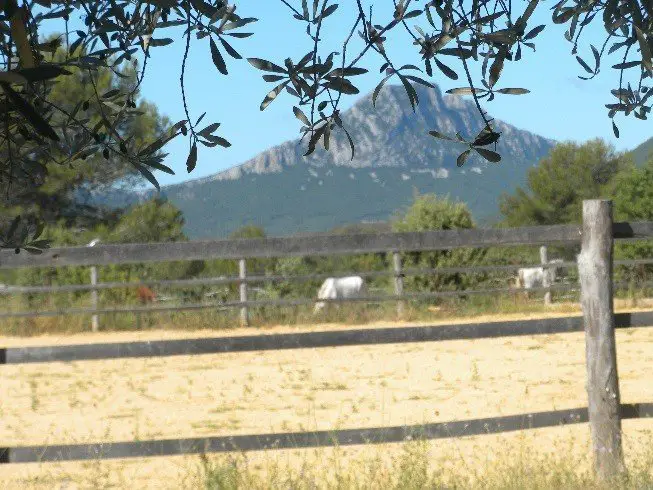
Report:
136,285,156,304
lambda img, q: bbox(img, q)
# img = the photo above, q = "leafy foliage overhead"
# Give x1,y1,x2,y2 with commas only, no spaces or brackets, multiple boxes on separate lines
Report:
1,0,651,251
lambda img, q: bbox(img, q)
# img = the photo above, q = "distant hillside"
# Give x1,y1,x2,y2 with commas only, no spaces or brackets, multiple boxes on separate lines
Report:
631,136,653,165
92,83,557,238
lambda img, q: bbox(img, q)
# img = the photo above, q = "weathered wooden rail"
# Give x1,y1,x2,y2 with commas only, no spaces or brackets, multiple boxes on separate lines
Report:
0,200,652,481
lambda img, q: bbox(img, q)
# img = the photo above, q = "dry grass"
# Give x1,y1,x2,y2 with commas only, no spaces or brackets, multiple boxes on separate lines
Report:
0,290,589,336
0,303,652,489
189,434,653,490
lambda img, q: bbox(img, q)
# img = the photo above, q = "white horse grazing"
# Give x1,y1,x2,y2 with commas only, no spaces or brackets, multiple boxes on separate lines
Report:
516,259,565,290
314,276,367,313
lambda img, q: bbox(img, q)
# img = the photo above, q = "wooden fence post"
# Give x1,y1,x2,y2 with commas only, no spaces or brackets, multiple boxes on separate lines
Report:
578,199,624,480
90,266,99,332
392,251,405,318
239,259,249,327
540,245,551,305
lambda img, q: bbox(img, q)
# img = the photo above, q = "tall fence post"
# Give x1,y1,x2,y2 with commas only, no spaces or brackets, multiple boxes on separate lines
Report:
90,266,99,332
87,238,101,332
578,199,624,481
392,251,405,318
239,259,249,327
540,245,551,305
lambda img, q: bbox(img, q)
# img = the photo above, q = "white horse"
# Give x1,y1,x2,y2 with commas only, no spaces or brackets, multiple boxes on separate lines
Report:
515,259,565,291
314,276,367,313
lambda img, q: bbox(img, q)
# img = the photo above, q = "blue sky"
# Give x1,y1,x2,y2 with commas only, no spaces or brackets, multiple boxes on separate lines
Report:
56,4,652,187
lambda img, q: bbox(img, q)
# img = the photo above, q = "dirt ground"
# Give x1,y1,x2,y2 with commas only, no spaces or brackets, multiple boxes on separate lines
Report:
1,304,652,489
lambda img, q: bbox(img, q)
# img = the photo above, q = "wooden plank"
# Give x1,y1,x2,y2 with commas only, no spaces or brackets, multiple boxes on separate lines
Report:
3,311,650,365
1,315,583,363
2,404,651,464
578,200,624,479
612,221,653,240
1,221,650,270
0,224,584,269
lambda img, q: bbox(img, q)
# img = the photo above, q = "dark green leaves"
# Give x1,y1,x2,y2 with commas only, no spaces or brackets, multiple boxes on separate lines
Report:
219,37,241,59
430,124,503,167
248,58,287,73
399,75,419,111
372,73,394,107
473,147,501,162
523,25,545,41
134,163,160,191
210,37,228,74
149,38,174,47
495,88,530,95
446,87,480,96
635,26,652,75
612,120,619,138
1,82,59,141
326,77,359,95
198,122,221,137
293,106,310,126
473,127,501,146
1,215,51,253
553,8,576,24
329,67,368,77
457,149,471,167
15,64,71,82
196,121,230,148
576,56,593,74
260,81,289,111
433,58,458,80
489,52,504,87
319,4,339,21
612,61,641,70
186,143,198,173
429,130,453,141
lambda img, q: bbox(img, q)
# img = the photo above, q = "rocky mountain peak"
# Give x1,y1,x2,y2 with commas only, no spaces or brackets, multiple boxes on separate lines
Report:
177,83,554,190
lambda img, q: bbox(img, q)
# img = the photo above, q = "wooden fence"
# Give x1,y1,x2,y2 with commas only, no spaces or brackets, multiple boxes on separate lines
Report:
1,200,652,481
2,218,653,327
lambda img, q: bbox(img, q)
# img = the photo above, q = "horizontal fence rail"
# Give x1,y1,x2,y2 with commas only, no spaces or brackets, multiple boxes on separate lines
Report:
0,264,562,295
4,312,652,365
2,222,653,270
5,279,653,320
0,264,563,295
2,403,651,464
0,283,585,320
1,258,650,296
0,224,583,269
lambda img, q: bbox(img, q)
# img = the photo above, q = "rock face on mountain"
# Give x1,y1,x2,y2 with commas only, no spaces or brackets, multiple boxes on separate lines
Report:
185,83,553,186
103,83,557,238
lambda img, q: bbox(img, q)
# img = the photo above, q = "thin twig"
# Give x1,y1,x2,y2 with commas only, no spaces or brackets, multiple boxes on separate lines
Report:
180,2,198,142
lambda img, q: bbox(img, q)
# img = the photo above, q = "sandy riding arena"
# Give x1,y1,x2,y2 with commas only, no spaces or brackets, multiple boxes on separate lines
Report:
1,309,652,488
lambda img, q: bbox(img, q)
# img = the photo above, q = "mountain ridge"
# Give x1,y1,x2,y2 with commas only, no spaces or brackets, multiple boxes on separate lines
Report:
166,83,555,191
95,83,561,238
